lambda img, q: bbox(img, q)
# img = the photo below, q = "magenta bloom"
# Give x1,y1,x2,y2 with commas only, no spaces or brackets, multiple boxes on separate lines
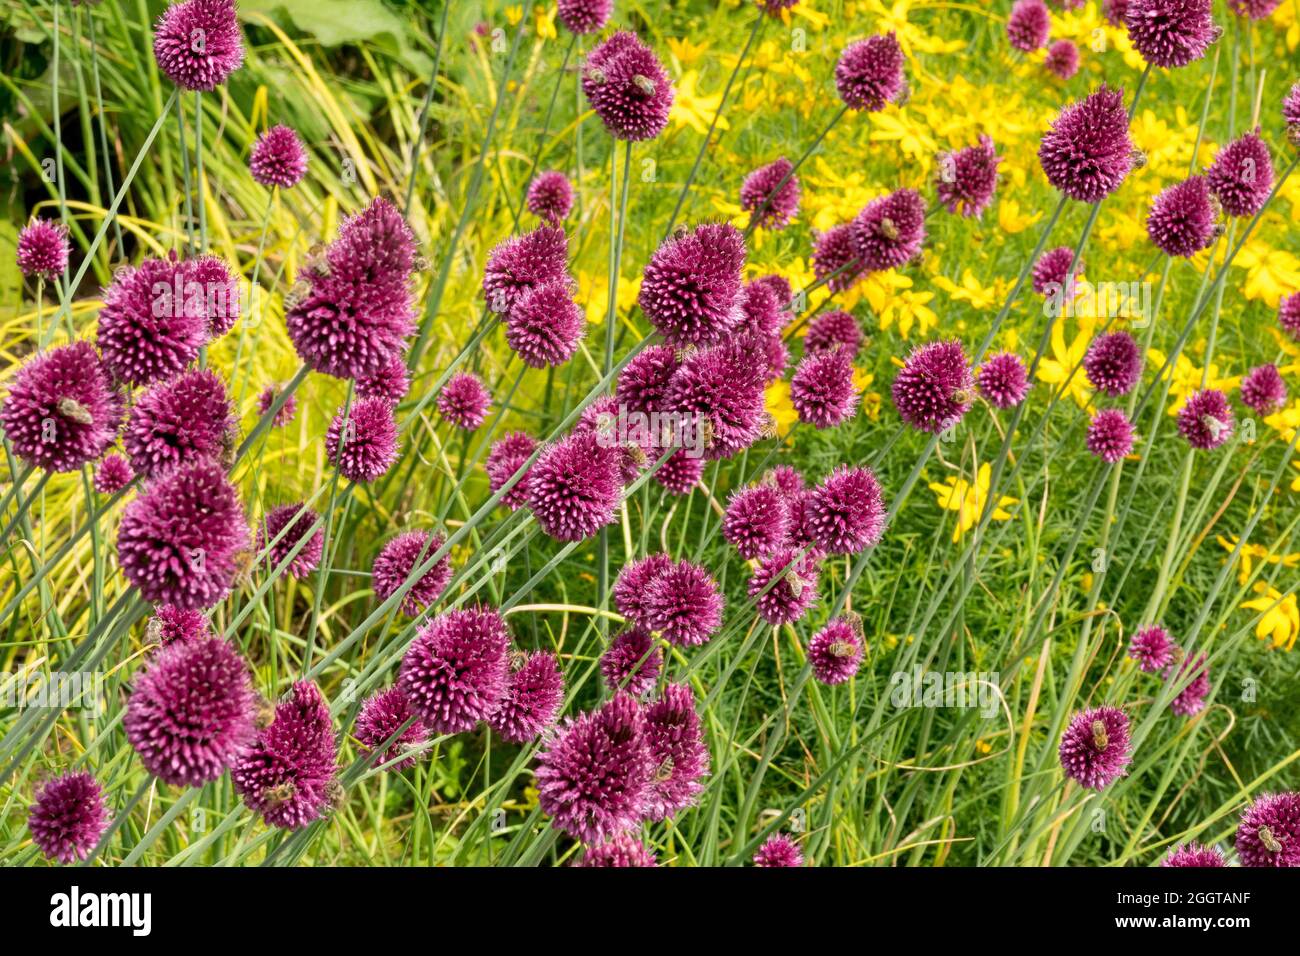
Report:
257,382,297,427
749,547,821,626
94,453,134,494
125,368,235,479
1033,246,1080,299
355,353,410,406
892,339,975,433
639,223,746,348
1045,41,1080,80
1168,653,1210,716
354,687,429,771
739,280,787,338
1240,364,1287,414
812,223,868,292
1177,389,1233,450
851,187,926,271
654,448,707,495
258,503,323,578
1282,293,1300,342
1,342,124,473
1226,0,1281,17
506,278,585,368
326,397,399,482
617,344,679,413
526,170,574,223
16,218,69,279
233,681,338,829
1206,132,1274,218
1103,0,1131,26
489,652,564,744
1087,409,1136,463
1007,0,1051,52
935,135,1001,219
97,256,207,387
125,636,257,786
372,530,451,617
642,560,724,647
1059,706,1132,790
1147,176,1217,257
758,0,801,13
28,771,109,864
1162,843,1226,867
642,683,709,821
668,341,767,459
557,0,611,34
575,833,657,867
1126,0,1217,69
613,553,677,626
1235,792,1300,867
601,628,662,697
805,310,863,357
1285,81,1300,145
250,124,308,189
149,602,209,647
153,0,244,91
582,31,674,142
181,255,240,339
535,692,653,844
398,607,511,734
1084,331,1142,397
753,833,804,867
741,157,801,230
483,226,568,316
791,348,858,430
723,484,790,559
804,467,885,554
486,431,537,511
437,372,491,430
809,616,865,685
117,459,250,610
527,431,622,541
977,352,1030,408
1038,86,1134,203
285,197,417,380
1128,625,1175,672
834,33,905,112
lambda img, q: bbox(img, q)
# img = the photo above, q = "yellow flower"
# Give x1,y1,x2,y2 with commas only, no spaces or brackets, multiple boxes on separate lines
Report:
1217,535,1300,586
929,462,1018,542
998,198,1041,234
532,5,556,39
1241,583,1300,652
1234,242,1300,308
1263,398,1300,444
764,379,799,439
1036,323,1093,408
1147,349,1240,416
878,288,937,339
669,71,730,135
932,269,1011,312
869,109,939,175
666,35,710,69
862,0,964,58
505,5,523,26
575,270,640,325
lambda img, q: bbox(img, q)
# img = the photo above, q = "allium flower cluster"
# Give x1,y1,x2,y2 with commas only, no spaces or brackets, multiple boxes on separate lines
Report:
1058,706,1132,790
741,157,801,230
326,396,399,482
1038,86,1134,203
28,772,109,864
233,682,338,829
639,223,746,348
371,530,451,618
892,339,975,433
398,607,511,734
124,368,236,479
581,31,674,141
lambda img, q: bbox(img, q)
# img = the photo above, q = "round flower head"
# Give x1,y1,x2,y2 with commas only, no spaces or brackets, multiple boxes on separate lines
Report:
642,560,724,647
232,681,338,829
1084,331,1142,396
741,157,801,230
148,602,210,647
1,342,124,473
326,396,399,482
486,431,537,511
1125,0,1216,69
892,339,975,433
527,430,622,541
750,273,793,310
437,372,491,430
1240,364,1287,414
1045,40,1080,80
668,342,767,459
153,0,244,91
616,344,680,413
505,278,585,368
1281,293,1300,342
117,459,250,610
182,255,240,339
257,382,297,427
1147,175,1218,257
557,0,612,36
257,503,323,578
1285,82,1300,146
642,683,709,821
482,225,568,316
16,218,69,279
28,771,109,864
354,687,429,771
790,347,860,430
1162,843,1226,867
1058,706,1132,790
601,628,662,697
1007,0,1051,52
249,124,308,189
526,170,574,223
809,616,865,685
575,833,657,867
1228,0,1281,18
125,636,257,786
741,330,789,386
1206,131,1274,218
977,352,1030,408
372,530,451,618
1177,388,1233,450
805,310,863,357
739,280,787,338
749,547,821,626
613,553,677,626
97,256,207,387
851,188,926,271
575,396,649,485
642,449,697,496
94,453,134,495
581,31,674,142
285,197,418,380
1033,246,1081,299
398,607,511,734
935,135,1001,219
753,834,804,867
1235,792,1300,868
724,485,790,559
813,223,868,292
535,692,653,844
804,466,886,554
766,464,806,500
1038,86,1134,203
1103,0,1130,24
639,223,746,348
1169,653,1210,716
488,652,564,744
1128,625,1175,672
758,0,801,14
355,353,410,406
834,33,905,112
124,368,236,480
1087,408,1136,463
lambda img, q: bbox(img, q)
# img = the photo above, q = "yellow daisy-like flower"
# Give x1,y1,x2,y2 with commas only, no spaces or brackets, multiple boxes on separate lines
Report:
1234,242,1300,309
1263,399,1300,444
929,462,1018,543
998,198,1042,234
1036,323,1093,408
533,5,557,39
932,269,1012,312
869,109,939,175
764,379,799,439
666,36,710,69
669,71,730,136
575,270,640,326
1146,349,1240,416
1241,583,1300,652
877,288,938,340
1217,535,1300,586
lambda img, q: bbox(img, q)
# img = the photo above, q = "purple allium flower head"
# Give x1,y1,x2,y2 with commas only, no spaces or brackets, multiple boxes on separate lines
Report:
1033,246,1081,299
1282,293,1300,342
354,687,428,771
1129,625,1175,672
1087,408,1136,463
835,33,905,112
751,273,793,310
1125,0,1217,69
257,503,323,578
758,0,801,14
639,223,746,348
117,459,249,610
488,652,564,744
749,547,821,626
486,431,537,510
1084,331,1142,396
125,636,257,786
892,339,975,433
257,382,297,427
398,607,511,734
812,223,868,292
1177,388,1234,450
535,692,653,844
977,352,1031,408
153,0,244,91
601,628,662,696
1,342,124,473
851,188,927,271
1285,82,1300,146
526,170,574,223
935,135,1001,219
642,683,709,821
1103,0,1131,24
1038,86,1134,203
1059,706,1132,790
724,485,790,559
741,157,801,230
94,453,134,494
1007,0,1051,52
654,447,707,494
527,430,622,541
233,681,338,829
614,553,677,626
557,0,611,34
355,353,410,405
582,31,674,142
1147,175,1218,257
804,466,886,554
616,344,680,413
753,833,804,867
576,396,649,484
505,278,585,368
1206,131,1274,218
575,833,658,867
1045,41,1081,80
437,372,490,430
1241,364,1287,414
249,124,308,189
1235,792,1300,867
642,560,724,647
97,256,207,388
326,396,399,482
1169,653,1210,716
739,280,787,338
148,602,209,647
182,255,240,339
1231,0,1284,16
1162,843,1226,867
372,530,451,618
285,197,418,380
483,225,568,316
28,771,109,864
740,329,790,385
16,218,69,279
791,347,859,429
809,616,865,685
667,341,767,458
124,368,236,480
766,464,806,500
805,310,863,357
